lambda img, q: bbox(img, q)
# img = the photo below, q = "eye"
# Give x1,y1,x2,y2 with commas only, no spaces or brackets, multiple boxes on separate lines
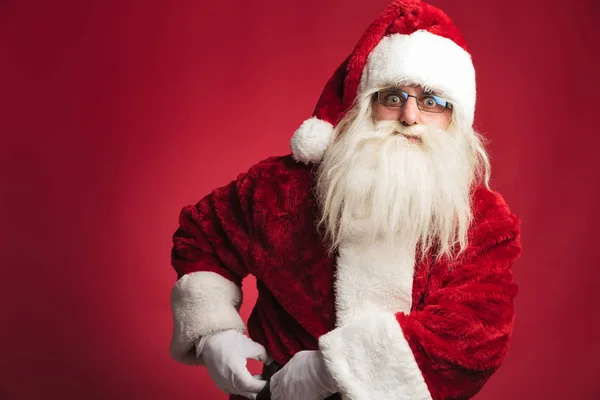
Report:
420,94,449,112
422,95,439,108
379,89,407,106
386,95,402,105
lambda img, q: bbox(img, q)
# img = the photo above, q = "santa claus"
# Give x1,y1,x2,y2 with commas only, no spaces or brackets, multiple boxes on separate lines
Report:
168,1,522,399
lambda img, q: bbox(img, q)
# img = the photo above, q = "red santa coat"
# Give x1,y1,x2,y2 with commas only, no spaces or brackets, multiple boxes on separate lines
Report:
169,155,522,400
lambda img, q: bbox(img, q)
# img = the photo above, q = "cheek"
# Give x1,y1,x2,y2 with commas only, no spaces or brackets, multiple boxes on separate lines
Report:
425,111,452,130
373,104,399,121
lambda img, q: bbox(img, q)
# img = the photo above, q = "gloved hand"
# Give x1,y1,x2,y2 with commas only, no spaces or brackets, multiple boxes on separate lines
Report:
270,350,337,400
197,329,271,399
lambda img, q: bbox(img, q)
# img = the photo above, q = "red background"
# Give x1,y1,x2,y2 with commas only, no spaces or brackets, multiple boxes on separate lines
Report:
1,0,599,399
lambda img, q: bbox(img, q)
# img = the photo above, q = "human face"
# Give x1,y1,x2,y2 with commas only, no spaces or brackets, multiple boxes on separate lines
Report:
372,85,452,131
316,88,477,258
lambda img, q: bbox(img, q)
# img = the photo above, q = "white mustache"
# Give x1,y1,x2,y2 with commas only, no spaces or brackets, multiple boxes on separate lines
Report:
374,120,427,136
371,120,430,145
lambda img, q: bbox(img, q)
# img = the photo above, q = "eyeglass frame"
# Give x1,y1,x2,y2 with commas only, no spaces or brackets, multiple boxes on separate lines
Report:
375,87,453,114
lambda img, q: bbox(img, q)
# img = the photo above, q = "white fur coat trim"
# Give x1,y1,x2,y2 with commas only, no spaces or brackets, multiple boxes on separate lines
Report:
319,312,432,400
325,239,429,398
333,241,416,326
170,271,245,365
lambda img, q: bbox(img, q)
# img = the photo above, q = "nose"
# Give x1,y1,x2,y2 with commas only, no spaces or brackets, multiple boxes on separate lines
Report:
400,97,420,126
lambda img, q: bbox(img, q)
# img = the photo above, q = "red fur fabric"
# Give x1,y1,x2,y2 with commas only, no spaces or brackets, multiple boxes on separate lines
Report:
399,188,521,399
171,155,521,399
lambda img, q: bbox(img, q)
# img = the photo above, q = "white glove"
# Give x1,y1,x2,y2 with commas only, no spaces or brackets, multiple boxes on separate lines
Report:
270,350,337,400
196,329,270,399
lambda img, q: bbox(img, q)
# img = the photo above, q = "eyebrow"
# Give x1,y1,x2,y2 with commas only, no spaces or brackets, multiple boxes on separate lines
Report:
422,88,440,96
426,90,451,100
393,87,442,97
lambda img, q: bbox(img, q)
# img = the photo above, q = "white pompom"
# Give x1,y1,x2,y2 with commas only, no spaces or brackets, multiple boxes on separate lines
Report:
290,117,334,165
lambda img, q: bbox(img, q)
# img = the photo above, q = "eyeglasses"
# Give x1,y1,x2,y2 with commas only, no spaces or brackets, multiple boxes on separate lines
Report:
376,88,453,113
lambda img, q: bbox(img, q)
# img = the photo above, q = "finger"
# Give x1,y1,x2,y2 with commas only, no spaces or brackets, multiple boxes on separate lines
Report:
252,374,263,380
244,341,270,362
237,369,267,393
239,392,257,400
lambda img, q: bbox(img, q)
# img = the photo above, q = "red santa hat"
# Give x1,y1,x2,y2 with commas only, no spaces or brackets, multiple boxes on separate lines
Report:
290,0,476,165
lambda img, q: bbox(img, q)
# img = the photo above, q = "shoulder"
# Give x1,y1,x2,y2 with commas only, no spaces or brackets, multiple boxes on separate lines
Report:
471,186,517,223
231,154,314,203
240,154,314,190
245,154,312,179
466,186,522,256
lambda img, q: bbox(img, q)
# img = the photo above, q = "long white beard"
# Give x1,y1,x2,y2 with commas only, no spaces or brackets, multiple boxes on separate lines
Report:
316,115,478,260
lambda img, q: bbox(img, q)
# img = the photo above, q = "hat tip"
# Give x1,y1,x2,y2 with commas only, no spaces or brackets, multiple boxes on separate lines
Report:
290,117,334,165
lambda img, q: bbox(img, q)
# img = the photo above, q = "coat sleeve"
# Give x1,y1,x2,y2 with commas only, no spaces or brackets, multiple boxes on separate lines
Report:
169,167,259,365
318,202,522,399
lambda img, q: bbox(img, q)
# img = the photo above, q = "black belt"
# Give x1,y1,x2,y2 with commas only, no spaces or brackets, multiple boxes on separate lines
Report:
256,362,340,400
256,362,282,400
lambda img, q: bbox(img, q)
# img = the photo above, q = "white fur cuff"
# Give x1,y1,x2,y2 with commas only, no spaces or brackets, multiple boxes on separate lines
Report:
319,312,432,400
170,271,246,365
